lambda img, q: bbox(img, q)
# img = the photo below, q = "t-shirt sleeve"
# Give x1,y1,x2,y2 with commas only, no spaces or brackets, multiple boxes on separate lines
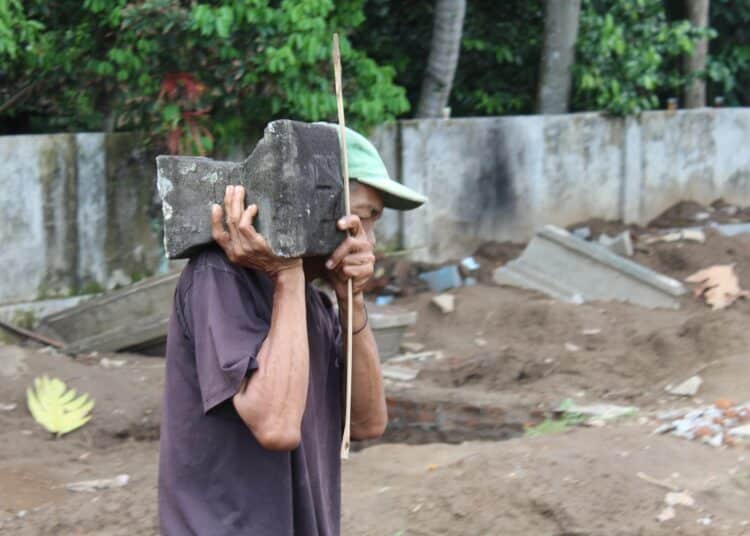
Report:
184,266,269,414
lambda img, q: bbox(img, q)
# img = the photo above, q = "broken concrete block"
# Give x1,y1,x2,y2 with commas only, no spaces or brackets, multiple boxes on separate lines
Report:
666,375,703,396
598,231,634,257
157,120,345,259
368,304,418,359
431,294,455,314
493,225,686,309
419,266,462,293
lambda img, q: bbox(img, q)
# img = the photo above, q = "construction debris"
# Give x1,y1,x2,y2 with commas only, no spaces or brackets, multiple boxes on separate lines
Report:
419,266,462,293
598,231,634,257
654,400,750,447
686,264,749,310
66,474,129,493
431,294,455,314
665,376,703,397
641,228,706,244
493,225,686,309
381,365,419,382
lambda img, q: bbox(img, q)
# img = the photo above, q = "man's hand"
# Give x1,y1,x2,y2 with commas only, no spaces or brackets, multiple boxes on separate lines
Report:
325,215,375,301
212,185,302,278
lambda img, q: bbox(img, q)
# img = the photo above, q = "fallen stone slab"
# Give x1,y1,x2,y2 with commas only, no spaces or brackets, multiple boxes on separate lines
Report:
493,225,686,309
157,120,345,259
39,272,179,355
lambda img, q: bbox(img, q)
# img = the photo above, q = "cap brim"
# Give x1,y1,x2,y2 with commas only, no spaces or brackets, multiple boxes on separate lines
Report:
352,176,426,211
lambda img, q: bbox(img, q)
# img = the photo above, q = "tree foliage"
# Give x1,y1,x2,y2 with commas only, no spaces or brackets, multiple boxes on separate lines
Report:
0,0,409,153
574,0,713,115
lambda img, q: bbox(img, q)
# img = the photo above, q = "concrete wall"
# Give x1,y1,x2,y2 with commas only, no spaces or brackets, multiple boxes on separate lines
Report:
374,109,750,262
0,133,162,303
3,108,750,302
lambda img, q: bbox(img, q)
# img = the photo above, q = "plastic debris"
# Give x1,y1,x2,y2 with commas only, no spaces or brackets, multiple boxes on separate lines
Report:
66,474,130,493
686,265,749,310
654,400,750,447
375,295,395,306
419,266,462,293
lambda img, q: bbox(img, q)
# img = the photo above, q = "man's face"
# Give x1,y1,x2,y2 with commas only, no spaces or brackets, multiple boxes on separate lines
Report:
349,181,384,246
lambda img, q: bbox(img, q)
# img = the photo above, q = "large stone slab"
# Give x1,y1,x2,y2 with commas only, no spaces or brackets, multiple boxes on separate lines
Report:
157,120,345,259
493,225,687,309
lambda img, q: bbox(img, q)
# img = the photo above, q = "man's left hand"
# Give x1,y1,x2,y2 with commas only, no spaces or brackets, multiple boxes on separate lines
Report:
325,215,375,301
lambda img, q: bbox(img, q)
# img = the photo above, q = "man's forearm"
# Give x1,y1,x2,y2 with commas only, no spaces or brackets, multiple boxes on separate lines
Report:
233,266,309,450
340,293,388,440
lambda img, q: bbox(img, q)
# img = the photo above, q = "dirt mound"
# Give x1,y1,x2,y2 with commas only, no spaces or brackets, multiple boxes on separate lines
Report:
398,283,750,406
635,228,750,289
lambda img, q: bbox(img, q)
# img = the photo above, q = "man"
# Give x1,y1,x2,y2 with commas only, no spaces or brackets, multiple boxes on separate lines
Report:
158,125,426,535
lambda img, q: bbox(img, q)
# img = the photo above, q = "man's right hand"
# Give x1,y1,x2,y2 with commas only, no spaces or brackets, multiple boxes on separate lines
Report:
211,185,302,279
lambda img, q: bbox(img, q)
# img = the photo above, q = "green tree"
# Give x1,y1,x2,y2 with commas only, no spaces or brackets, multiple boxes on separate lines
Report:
573,0,714,115
0,0,409,153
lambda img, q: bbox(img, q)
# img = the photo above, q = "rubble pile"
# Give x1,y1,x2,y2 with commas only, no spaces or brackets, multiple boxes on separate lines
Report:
655,400,750,448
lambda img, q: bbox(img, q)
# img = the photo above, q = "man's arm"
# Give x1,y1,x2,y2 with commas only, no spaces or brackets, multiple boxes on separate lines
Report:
338,292,387,440
212,185,309,451
327,215,388,440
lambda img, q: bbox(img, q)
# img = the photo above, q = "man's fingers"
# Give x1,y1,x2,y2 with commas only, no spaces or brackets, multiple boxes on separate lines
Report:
229,185,245,223
337,215,364,237
238,203,258,233
326,237,361,270
211,204,230,245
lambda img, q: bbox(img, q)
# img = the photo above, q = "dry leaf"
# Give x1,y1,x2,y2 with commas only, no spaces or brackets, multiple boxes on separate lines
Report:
685,264,749,310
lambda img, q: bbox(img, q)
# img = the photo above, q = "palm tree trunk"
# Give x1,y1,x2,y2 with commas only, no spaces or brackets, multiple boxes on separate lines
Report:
416,0,466,118
683,0,710,108
536,0,581,114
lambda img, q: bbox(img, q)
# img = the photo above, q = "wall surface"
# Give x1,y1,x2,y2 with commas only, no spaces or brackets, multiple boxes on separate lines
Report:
376,109,750,262
1,133,162,303
3,109,750,302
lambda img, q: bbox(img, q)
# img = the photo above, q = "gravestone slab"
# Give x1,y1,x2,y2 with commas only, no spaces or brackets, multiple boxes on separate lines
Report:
157,120,345,259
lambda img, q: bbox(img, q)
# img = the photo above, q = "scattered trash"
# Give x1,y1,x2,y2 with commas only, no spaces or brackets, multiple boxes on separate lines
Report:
654,399,750,447
697,516,713,526
419,266,462,293
657,506,676,523
642,228,706,244
459,256,480,276
374,295,394,306
100,357,126,369
572,226,591,240
431,294,455,314
665,491,695,507
637,471,681,492
686,264,749,310
666,375,703,397
713,222,750,237
400,341,425,353
381,365,419,382
0,402,16,411
693,212,711,221
564,402,637,426
26,376,94,437
598,231,634,257
66,474,129,493
564,342,581,352
582,328,602,336
388,350,443,364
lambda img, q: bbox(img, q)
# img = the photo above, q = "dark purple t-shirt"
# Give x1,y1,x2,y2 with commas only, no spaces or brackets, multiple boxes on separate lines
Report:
158,247,343,535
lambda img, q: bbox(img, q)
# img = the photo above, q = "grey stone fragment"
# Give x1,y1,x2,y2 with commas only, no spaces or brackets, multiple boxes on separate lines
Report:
493,225,686,309
598,231,634,257
666,375,703,396
157,120,345,259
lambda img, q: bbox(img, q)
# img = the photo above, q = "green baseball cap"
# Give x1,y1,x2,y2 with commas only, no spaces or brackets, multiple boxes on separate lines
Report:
318,123,427,210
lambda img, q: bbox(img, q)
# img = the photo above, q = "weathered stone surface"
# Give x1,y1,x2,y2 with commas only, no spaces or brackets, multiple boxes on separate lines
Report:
157,120,345,259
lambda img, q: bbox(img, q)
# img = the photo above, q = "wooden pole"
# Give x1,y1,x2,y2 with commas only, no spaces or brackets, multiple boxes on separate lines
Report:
332,33,353,460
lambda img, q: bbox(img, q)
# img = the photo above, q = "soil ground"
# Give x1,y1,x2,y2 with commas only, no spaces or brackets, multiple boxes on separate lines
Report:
4,200,750,535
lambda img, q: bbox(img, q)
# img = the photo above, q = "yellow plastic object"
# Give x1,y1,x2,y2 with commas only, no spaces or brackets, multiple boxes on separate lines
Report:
26,376,94,437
